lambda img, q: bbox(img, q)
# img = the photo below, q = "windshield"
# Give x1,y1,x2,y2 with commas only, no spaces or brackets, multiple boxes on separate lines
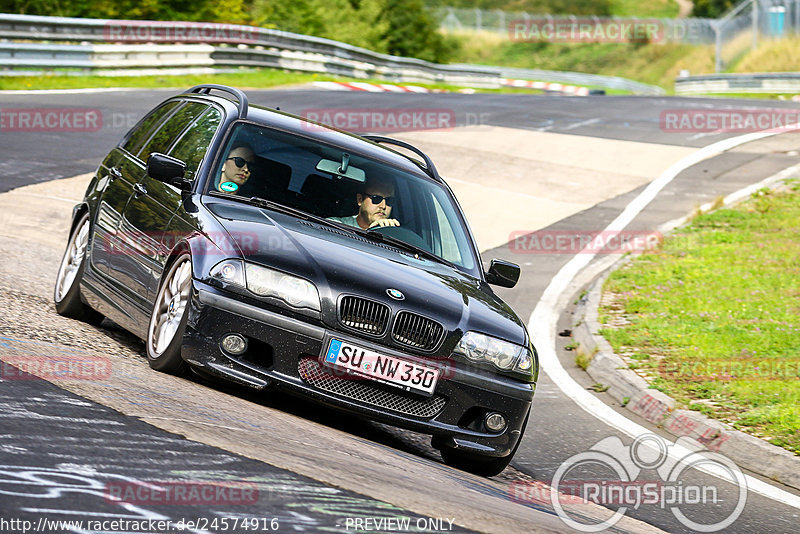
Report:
206,122,478,273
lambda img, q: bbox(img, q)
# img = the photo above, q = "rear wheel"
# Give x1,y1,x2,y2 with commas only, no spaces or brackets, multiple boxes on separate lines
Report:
441,411,529,477
54,213,103,324
146,253,191,375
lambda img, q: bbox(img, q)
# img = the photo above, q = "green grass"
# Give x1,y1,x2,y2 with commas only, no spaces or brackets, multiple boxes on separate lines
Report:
0,69,319,91
600,182,800,454
448,30,715,90
610,0,680,18
0,67,549,94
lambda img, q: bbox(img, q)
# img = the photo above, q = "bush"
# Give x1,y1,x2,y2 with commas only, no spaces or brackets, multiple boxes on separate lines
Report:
378,0,459,62
691,0,737,18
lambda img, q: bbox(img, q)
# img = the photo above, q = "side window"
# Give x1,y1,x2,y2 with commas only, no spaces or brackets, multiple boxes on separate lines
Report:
137,102,208,162
168,108,222,179
121,101,180,155
431,194,463,265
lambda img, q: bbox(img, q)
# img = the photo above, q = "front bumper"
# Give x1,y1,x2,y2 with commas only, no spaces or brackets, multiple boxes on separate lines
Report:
182,281,535,457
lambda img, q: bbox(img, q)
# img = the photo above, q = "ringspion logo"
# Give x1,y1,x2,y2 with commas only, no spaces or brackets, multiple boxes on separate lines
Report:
512,434,747,532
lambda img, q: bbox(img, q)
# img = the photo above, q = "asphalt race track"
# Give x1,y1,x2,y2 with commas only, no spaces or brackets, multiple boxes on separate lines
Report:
1,87,799,533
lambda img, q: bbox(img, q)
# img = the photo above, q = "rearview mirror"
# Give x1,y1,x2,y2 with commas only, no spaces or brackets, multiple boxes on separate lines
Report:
485,259,520,288
147,153,188,190
316,154,365,183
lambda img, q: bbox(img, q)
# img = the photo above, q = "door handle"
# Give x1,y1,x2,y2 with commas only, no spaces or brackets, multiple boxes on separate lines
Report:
109,167,122,181
133,183,147,197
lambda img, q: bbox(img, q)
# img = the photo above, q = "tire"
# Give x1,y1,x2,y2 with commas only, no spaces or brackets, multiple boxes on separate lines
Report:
146,253,191,375
54,213,104,325
441,411,529,477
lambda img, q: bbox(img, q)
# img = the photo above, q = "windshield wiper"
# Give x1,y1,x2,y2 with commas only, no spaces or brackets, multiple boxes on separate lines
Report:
208,192,454,267
209,191,335,227
244,196,314,220
357,228,455,268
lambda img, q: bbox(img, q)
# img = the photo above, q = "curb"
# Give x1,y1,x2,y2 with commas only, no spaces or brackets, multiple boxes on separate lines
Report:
570,177,800,492
501,78,591,96
311,81,449,93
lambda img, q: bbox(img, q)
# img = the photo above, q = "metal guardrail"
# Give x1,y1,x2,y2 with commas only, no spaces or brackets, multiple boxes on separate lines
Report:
0,13,665,95
493,66,666,95
0,43,92,68
675,73,800,94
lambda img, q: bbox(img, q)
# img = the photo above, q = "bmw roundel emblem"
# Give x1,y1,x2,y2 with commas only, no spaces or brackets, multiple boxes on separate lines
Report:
386,288,405,301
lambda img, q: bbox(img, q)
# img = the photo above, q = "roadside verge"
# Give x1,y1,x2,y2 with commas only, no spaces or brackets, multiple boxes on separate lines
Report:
571,163,800,491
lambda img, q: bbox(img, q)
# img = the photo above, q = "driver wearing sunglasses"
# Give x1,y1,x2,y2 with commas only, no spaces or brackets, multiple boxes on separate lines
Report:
329,176,400,230
216,144,256,194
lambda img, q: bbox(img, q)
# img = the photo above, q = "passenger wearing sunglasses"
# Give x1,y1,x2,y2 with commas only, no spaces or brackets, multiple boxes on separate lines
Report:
329,176,400,230
216,143,256,194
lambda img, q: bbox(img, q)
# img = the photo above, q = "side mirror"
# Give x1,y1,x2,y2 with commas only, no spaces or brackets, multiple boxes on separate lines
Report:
485,259,520,288
147,153,190,191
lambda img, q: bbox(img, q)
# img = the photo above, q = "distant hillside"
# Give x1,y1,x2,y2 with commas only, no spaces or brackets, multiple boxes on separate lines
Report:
425,0,613,16
426,0,680,18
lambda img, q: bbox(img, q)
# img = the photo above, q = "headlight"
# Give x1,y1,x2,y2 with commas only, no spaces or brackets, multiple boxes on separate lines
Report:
454,331,528,371
209,260,321,312
244,263,320,311
210,259,246,287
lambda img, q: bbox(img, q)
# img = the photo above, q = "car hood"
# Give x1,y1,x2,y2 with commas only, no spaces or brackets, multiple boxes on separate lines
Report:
205,201,527,347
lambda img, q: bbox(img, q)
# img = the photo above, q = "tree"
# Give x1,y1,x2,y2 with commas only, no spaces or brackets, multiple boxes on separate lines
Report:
377,0,457,63
692,0,737,18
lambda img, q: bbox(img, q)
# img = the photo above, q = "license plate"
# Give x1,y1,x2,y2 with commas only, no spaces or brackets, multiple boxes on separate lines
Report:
322,339,439,395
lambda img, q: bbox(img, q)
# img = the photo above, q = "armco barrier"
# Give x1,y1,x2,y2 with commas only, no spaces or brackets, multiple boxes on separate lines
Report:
0,13,499,87
675,73,800,95
497,66,665,95
0,13,667,95
0,42,93,69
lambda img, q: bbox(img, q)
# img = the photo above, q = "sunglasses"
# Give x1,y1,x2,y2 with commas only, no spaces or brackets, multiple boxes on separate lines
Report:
364,194,394,206
227,156,254,168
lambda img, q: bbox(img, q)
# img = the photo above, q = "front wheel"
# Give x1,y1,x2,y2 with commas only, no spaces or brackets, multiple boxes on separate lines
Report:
54,213,103,324
146,253,192,375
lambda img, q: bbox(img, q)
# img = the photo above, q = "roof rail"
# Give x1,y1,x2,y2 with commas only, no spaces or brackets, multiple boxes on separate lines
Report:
362,135,440,181
184,84,248,119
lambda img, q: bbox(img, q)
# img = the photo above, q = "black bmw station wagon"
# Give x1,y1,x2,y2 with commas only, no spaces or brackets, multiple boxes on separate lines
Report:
54,85,538,476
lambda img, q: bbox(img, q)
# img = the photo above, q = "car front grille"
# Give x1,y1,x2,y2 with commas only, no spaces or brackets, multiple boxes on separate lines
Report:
298,358,446,418
339,296,390,335
391,311,444,351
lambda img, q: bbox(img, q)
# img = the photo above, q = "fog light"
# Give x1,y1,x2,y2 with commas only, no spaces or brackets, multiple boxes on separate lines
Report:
485,412,506,432
221,333,248,355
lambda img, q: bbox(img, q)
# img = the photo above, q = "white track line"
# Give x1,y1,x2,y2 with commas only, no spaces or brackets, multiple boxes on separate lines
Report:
528,129,800,509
